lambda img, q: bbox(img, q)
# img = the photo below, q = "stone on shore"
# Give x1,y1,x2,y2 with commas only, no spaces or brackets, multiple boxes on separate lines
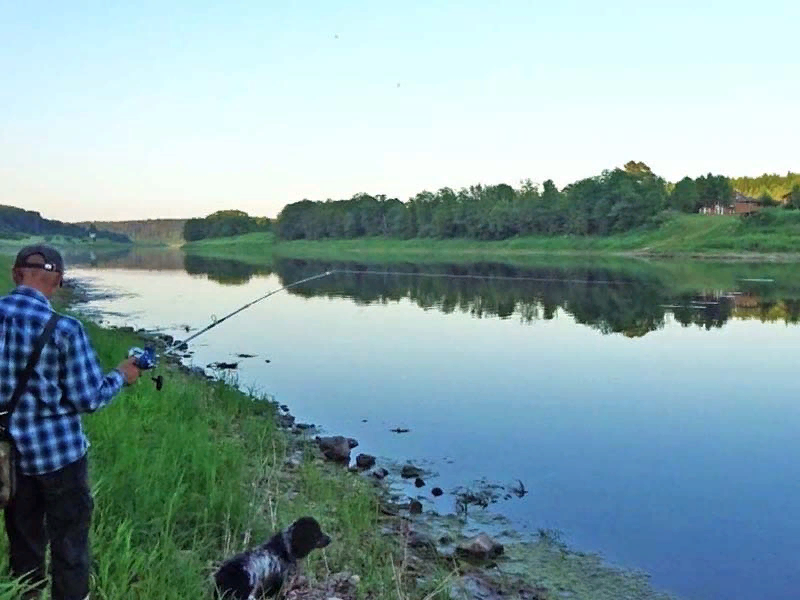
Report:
456,533,504,560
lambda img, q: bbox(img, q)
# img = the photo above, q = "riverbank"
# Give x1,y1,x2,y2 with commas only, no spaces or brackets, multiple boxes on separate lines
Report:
182,211,800,264
0,258,677,599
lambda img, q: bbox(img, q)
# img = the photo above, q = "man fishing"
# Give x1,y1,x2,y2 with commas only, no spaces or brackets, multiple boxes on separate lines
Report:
0,244,140,600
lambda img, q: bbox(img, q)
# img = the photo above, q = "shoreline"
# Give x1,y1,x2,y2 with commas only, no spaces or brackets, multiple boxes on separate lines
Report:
59,271,678,600
183,234,800,266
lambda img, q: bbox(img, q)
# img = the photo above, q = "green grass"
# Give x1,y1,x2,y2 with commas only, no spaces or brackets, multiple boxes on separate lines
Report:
182,212,800,265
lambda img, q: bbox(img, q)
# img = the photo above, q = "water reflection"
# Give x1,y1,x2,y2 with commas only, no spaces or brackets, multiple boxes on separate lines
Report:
68,248,800,338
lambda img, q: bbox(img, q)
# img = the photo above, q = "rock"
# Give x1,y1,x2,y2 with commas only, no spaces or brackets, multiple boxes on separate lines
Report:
159,334,174,344
407,531,436,550
237,353,257,358
280,404,290,412
372,468,389,480
316,436,354,464
439,535,453,545
296,422,316,431
208,361,238,370
456,533,504,560
284,454,303,469
347,438,359,449
265,359,271,363
177,342,189,351
414,477,425,488
277,414,296,428
432,487,444,497
401,464,422,479
355,454,376,470
409,500,423,515
379,502,400,516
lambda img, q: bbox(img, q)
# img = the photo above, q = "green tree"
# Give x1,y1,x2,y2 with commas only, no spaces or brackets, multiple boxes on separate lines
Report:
670,177,700,213
759,192,776,207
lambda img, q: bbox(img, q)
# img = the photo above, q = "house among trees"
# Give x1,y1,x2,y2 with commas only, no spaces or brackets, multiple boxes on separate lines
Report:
699,191,762,215
732,192,763,215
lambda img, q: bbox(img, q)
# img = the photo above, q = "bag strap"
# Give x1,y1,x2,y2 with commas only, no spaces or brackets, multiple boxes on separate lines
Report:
0,312,61,431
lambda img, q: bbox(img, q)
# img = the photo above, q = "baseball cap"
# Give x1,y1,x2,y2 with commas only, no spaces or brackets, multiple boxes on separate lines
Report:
13,244,65,274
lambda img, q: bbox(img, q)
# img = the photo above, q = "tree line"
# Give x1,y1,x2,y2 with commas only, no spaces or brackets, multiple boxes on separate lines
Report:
275,163,800,242
0,205,131,243
731,172,800,204
183,210,271,242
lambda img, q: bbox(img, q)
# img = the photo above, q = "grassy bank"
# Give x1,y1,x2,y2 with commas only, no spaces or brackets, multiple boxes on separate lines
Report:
183,212,800,264
0,261,420,599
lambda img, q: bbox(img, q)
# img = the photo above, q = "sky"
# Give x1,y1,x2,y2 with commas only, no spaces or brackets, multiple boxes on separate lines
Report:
1,0,799,222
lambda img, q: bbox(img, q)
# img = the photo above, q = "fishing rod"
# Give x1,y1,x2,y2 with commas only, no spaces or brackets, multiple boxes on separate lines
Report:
127,270,335,390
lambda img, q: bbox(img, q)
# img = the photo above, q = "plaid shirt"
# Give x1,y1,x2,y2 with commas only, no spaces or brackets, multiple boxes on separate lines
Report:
0,286,125,475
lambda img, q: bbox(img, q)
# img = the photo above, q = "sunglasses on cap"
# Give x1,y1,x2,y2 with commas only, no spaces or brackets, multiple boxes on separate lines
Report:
16,261,64,286
17,261,59,272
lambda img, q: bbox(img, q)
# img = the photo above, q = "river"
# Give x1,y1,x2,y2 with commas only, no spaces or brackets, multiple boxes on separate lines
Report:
63,248,800,600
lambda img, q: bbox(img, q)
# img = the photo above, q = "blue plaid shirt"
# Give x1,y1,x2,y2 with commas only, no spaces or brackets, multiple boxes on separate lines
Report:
0,286,125,475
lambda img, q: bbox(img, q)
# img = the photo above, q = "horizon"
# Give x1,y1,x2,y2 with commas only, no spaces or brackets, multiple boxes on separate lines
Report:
2,1,799,223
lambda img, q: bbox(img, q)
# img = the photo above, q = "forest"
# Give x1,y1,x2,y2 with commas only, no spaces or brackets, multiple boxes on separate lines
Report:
183,210,271,242
731,172,800,203
0,205,131,243
275,163,800,242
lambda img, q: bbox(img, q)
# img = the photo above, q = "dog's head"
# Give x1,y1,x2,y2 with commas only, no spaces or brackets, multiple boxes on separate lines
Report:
285,516,332,560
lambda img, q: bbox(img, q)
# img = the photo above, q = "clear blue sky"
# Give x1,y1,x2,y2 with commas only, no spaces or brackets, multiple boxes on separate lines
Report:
2,0,798,222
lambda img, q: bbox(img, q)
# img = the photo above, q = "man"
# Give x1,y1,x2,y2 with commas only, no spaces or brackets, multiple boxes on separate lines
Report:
0,244,140,600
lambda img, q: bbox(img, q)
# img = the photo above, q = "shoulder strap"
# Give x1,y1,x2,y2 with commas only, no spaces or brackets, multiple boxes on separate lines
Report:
1,313,61,427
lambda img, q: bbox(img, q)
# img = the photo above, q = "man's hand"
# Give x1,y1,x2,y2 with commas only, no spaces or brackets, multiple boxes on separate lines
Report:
116,357,141,385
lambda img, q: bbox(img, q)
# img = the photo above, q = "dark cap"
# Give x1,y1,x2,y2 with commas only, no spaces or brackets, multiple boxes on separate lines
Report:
13,244,65,274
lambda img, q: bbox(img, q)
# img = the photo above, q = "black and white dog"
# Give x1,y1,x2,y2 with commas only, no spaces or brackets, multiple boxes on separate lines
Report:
213,516,332,600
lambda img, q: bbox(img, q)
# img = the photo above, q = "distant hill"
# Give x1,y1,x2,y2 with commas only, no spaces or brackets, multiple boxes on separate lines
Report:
74,219,187,245
0,205,131,243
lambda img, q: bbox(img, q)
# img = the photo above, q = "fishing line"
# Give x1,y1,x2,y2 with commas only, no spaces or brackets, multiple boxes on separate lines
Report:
166,270,334,352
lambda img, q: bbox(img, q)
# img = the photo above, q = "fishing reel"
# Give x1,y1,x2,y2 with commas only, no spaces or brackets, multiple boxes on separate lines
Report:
128,346,164,391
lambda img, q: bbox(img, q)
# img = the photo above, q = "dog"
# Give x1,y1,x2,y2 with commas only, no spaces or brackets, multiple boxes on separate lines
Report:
213,516,332,600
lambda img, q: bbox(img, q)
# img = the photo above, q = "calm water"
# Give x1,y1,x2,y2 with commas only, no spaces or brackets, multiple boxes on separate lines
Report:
64,249,800,600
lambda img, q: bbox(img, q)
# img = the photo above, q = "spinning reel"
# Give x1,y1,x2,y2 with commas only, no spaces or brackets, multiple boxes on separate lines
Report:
128,346,164,391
